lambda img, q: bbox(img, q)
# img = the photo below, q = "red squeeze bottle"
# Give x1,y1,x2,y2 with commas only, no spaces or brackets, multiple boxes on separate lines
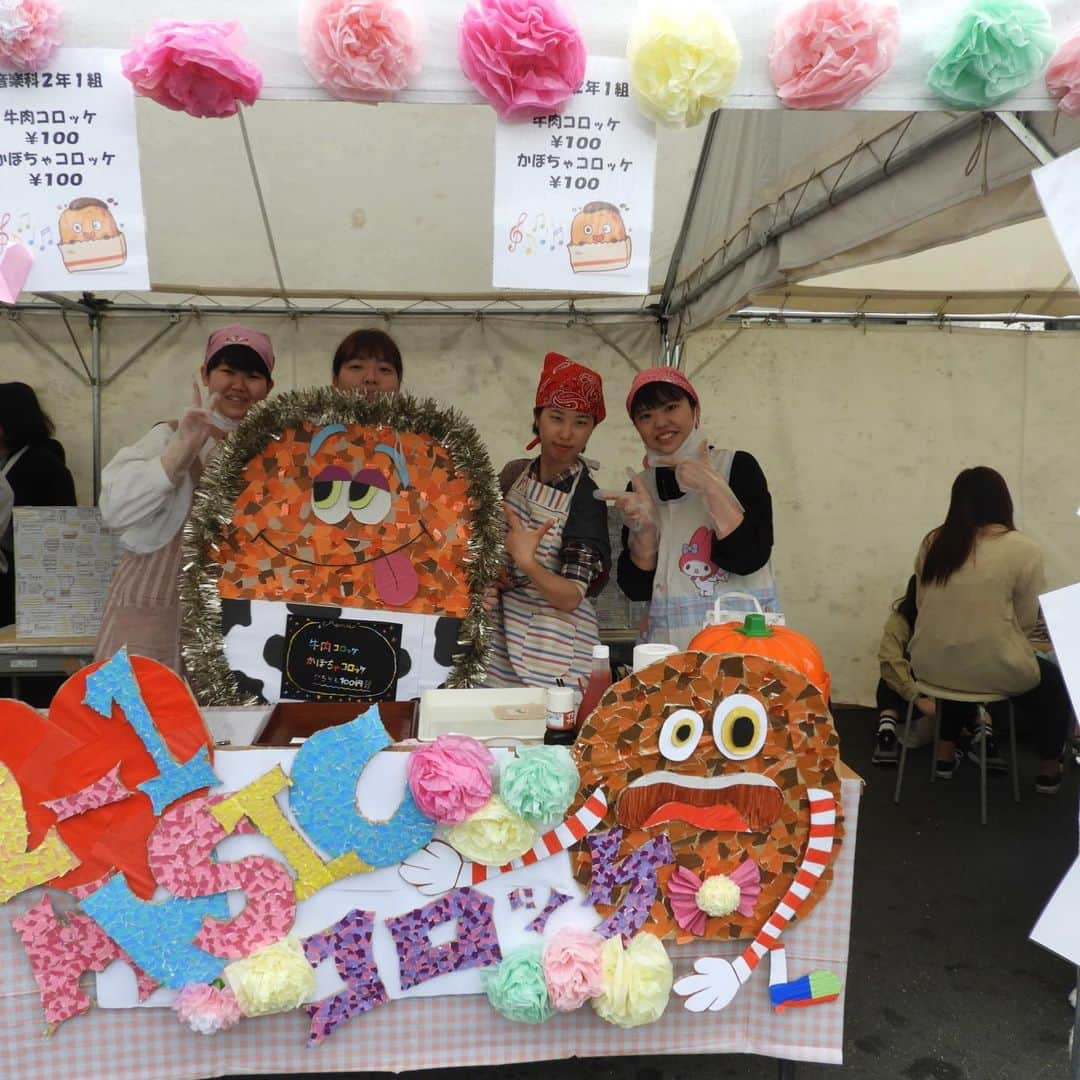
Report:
573,644,612,735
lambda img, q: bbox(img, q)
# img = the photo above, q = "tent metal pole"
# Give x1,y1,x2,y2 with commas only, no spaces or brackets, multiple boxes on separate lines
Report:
992,111,1057,166
667,113,982,318
90,311,102,504
657,110,721,316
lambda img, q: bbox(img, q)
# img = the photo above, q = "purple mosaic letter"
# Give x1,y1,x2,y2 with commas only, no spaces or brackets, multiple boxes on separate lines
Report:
587,832,675,941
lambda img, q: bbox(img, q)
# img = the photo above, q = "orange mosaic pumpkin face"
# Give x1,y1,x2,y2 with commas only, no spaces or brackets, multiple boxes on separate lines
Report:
212,422,473,616
571,651,843,942
570,201,627,245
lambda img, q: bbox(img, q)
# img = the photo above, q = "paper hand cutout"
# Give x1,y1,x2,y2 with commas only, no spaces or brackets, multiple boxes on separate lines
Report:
398,840,465,896
673,956,742,1012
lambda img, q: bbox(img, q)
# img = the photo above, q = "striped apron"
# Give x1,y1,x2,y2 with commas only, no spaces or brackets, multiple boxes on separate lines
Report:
94,444,203,674
639,447,780,652
485,462,600,689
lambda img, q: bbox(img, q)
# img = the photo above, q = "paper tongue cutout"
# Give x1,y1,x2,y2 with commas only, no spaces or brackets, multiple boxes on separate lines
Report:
0,241,33,305
373,549,419,605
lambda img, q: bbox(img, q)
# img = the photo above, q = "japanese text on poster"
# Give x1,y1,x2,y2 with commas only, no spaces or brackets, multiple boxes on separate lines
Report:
493,56,657,296
0,48,148,293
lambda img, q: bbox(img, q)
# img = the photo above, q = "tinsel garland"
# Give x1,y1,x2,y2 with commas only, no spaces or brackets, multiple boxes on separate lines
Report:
180,388,503,706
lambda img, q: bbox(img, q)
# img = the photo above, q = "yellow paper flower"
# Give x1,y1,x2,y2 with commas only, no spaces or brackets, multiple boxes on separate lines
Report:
696,873,741,917
222,937,315,1017
627,0,741,127
443,795,536,866
592,932,673,1028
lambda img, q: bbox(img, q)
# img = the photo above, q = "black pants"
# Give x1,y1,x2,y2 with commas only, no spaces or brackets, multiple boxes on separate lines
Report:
876,679,910,718
937,656,1072,760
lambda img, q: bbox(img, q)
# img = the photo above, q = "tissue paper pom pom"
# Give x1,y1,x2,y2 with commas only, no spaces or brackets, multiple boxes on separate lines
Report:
498,745,578,827
299,0,423,102
926,0,1055,108
458,0,586,120
0,0,60,71
592,932,673,1029
627,0,741,128
768,0,899,108
443,794,536,865
542,926,604,1011
222,937,315,1017
172,982,242,1035
407,735,494,824
121,20,262,119
483,944,553,1023
1047,32,1080,116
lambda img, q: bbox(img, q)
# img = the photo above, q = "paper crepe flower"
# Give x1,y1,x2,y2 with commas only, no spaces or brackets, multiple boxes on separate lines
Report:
172,981,242,1035
222,937,315,1017
542,926,604,1011
667,861,762,936
407,734,495,824
498,744,578,828
627,0,742,128
299,0,423,102
1046,31,1080,115
458,0,586,120
0,0,61,72
443,794,536,865
121,20,263,119
592,932,673,1029
768,0,900,109
926,0,1055,108
483,944,553,1023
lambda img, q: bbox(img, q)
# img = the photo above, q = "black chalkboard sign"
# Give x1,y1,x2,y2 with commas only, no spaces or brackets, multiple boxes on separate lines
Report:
280,614,403,703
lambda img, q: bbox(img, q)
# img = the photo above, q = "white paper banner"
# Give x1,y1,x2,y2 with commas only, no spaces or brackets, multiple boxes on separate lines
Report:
0,48,148,292
1032,146,1080,298
493,56,656,296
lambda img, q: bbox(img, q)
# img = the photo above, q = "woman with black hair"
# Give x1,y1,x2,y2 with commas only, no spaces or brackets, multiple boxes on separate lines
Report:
909,466,1070,793
95,326,274,673
331,328,402,396
0,382,76,630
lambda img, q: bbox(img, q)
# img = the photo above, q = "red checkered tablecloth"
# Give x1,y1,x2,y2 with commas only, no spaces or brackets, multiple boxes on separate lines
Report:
0,779,859,1078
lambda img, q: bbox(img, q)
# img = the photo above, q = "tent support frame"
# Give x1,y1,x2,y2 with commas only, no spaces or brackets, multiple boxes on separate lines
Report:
993,111,1057,166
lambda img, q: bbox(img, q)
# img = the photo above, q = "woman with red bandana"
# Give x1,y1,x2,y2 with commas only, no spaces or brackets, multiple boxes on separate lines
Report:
599,367,779,651
485,353,610,689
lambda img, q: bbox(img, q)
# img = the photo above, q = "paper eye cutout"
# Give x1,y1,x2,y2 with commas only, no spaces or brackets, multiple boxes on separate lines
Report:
711,694,767,761
312,465,351,524
658,708,704,762
349,468,392,524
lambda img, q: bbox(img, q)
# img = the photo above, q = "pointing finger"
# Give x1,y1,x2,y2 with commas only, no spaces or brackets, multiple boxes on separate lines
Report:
534,518,555,540
592,489,628,503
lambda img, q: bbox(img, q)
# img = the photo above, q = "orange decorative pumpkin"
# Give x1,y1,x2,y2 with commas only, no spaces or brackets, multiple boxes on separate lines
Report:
688,613,830,702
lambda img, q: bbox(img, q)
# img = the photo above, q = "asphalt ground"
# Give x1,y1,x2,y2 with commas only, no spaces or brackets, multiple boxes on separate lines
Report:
241,705,1080,1080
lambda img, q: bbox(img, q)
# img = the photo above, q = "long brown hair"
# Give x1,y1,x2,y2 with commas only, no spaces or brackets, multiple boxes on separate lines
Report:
921,467,1015,587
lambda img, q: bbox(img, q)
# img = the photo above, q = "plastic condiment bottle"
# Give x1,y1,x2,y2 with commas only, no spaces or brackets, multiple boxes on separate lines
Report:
573,644,613,734
544,686,578,745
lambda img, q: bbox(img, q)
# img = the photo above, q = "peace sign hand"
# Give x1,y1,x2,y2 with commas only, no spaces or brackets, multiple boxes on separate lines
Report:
652,440,721,494
177,380,232,445
502,503,555,573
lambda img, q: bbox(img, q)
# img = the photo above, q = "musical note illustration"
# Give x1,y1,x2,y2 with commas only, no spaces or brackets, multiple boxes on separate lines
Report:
550,225,565,251
524,231,537,256
507,211,528,254
0,212,9,251
38,225,51,251
17,212,30,236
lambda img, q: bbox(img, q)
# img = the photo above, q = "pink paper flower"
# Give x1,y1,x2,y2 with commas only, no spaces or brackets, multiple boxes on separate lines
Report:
1047,31,1080,117
667,861,761,936
0,0,61,72
542,926,604,1011
173,981,242,1035
768,0,899,109
407,734,495,824
121,20,262,119
299,0,423,102
458,0,586,120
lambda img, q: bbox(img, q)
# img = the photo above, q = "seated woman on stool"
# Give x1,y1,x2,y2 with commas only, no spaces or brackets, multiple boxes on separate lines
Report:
909,466,1071,794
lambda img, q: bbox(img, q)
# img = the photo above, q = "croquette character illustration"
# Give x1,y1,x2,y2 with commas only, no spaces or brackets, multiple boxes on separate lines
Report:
181,390,501,705
571,650,844,1012
567,200,632,273
57,197,127,271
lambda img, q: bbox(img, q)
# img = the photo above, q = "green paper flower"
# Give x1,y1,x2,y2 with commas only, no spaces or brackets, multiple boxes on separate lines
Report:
498,745,580,828
483,945,554,1024
927,0,1055,107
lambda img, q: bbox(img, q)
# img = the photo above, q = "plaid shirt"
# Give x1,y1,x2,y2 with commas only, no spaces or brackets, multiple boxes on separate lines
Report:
527,459,605,593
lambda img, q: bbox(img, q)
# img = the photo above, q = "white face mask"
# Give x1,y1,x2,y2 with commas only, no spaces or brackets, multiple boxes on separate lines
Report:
644,426,708,467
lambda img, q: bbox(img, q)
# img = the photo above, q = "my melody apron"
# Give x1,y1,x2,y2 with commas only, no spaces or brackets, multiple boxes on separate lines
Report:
485,462,600,689
640,446,780,651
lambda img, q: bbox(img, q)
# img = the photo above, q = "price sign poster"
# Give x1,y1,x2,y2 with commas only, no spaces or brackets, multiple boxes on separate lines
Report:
0,48,148,292
281,613,403,703
493,56,657,296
